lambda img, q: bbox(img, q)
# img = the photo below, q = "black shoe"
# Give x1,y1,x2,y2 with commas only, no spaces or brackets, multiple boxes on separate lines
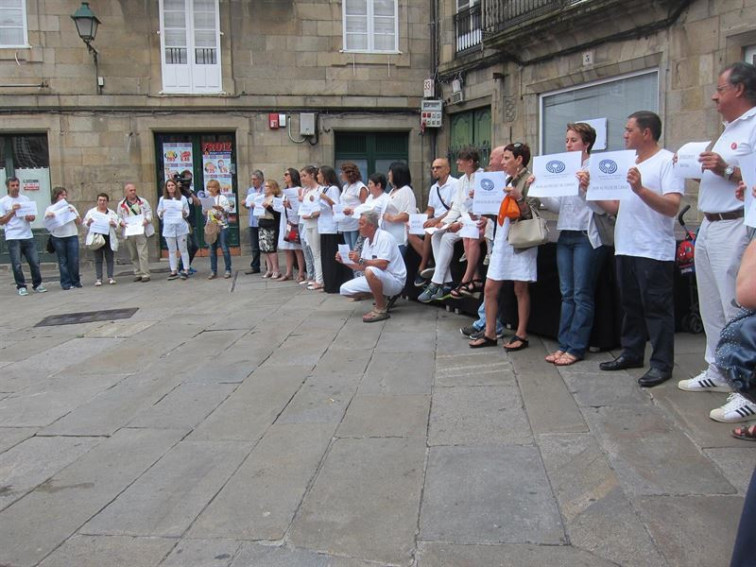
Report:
245,268,261,275
599,355,644,371
638,367,672,388
460,325,479,337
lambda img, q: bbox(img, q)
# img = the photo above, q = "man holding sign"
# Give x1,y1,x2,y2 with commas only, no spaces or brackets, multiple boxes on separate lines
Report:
597,111,683,388
0,177,47,295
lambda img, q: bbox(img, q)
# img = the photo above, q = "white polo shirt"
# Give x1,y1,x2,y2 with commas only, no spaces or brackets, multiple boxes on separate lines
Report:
614,148,684,262
699,106,756,214
427,176,458,218
361,227,407,283
0,195,34,240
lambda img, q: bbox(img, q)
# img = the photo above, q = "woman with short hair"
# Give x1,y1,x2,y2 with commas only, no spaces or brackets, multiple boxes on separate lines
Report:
339,162,368,249
44,186,82,289
83,193,119,286
205,179,232,279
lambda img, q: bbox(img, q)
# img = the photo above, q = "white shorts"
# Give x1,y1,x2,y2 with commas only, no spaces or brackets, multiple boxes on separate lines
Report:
340,267,405,297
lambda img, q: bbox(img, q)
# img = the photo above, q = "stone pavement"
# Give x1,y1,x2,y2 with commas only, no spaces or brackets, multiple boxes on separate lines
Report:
0,256,753,567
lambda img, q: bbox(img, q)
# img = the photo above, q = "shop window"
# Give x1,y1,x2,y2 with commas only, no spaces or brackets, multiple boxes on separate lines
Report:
343,0,398,53
0,0,27,48
540,70,659,155
159,0,222,94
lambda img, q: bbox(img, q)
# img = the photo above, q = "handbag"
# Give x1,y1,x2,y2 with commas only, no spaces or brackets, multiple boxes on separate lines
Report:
498,195,521,226
87,233,106,250
46,236,55,254
204,221,220,245
508,204,549,249
283,209,301,244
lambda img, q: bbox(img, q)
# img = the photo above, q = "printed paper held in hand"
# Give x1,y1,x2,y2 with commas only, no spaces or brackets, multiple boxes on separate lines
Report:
408,213,428,235
586,150,637,201
333,203,345,222
89,212,111,235
739,153,756,228
337,244,352,264
44,205,77,230
674,141,710,178
14,201,37,218
200,197,215,212
162,200,184,223
253,204,266,217
124,214,145,237
472,172,507,215
528,151,582,197
272,197,284,213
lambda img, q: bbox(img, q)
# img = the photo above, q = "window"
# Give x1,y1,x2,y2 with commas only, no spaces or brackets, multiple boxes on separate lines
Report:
343,0,398,53
539,71,659,155
159,0,221,94
334,132,408,181
448,107,491,175
0,0,27,47
745,45,756,65
455,0,481,54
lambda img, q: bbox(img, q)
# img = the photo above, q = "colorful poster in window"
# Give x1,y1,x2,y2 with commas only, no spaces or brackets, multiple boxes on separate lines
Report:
162,142,194,191
202,141,236,215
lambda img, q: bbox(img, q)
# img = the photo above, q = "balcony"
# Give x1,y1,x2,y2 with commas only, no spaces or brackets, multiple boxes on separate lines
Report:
455,4,483,55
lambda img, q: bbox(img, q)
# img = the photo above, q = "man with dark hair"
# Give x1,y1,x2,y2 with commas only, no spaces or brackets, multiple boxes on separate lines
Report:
0,177,46,295
598,111,683,387
243,170,265,274
677,62,756,423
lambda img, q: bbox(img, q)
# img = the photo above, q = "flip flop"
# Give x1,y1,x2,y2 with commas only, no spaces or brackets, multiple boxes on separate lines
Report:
554,352,582,366
469,335,498,349
363,309,390,323
731,424,756,441
545,350,565,363
503,335,529,351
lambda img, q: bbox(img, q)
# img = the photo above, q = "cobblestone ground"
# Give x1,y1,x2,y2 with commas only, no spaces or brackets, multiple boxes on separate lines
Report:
0,257,753,567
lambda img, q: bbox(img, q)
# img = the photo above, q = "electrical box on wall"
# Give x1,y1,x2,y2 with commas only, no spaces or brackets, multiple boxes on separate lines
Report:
420,100,443,128
268,113,280,129
300,113,317,136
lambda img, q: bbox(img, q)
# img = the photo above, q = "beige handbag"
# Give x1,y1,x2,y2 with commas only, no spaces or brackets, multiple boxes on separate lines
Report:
507,204,549,249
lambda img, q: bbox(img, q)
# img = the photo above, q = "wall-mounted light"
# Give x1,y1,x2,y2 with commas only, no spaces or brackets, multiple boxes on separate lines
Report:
71,2,103,94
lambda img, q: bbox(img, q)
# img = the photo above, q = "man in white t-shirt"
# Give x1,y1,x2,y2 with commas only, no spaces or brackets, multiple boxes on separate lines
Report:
0,177,47,296
597,111,683,387
242,170,264,274
409,158,457,287
338,210,407,323
677,63,756,423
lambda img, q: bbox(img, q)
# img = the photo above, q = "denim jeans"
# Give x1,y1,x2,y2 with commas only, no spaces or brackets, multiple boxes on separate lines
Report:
556,231,608,358
342,230,359,250
7,238,42,290
473,296,504,334
209,227,231,274
51,235,81,289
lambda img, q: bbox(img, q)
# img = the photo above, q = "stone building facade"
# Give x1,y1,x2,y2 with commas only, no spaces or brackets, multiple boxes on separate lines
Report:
0,0,433,259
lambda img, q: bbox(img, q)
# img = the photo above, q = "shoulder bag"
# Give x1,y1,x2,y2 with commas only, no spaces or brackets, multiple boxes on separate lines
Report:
204,220,220,244
283,209,301,244
508,203,549,249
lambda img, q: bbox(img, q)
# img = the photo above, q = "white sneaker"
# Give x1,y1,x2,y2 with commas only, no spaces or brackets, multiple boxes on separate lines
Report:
709,393,756,423
678,369,730,393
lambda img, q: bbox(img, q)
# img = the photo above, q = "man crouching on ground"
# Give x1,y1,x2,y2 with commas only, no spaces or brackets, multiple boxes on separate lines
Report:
337,210,407,323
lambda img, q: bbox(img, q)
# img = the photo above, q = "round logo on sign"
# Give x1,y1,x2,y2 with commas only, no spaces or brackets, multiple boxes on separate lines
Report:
480,179,495,191
546,160,566,174
599,159,618,174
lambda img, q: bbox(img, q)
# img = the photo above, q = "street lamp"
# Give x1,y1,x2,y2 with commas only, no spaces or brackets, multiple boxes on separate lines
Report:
71,2,102,93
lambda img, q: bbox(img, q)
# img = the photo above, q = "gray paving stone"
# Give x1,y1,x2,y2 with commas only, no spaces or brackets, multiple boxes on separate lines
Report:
0,428,187,567
336,394,430,438
704,448,756,494
231,543,375,567
82,440,250,537
635,494,744,567
428,385,532,446
127,382,238,429
289,437,425,565
538,433,666,567
83,319,158,338
434,352,515,387
584,406,736,496
309,348,373,378
420,446,565,544
265,332,335,366
189,423,334,541
276,374,357,424
160,538,242,567
519,370,588,435
189,365,310,441
207,306,278,330
358,351,435,395
558,370,649,407
37,534,175,567
374,330,436,353
0,435,100,512
416,542,616,567
0,426,36,454
328,318,382,351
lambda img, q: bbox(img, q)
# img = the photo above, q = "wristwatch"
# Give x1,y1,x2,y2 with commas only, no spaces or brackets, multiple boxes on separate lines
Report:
724,164,735,180
358,258,365,266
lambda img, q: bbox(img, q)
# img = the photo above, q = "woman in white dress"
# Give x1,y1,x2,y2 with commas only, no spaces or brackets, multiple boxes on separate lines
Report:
470,142,537,351
156,178,191,280
277,168,306,281
338,162,367,249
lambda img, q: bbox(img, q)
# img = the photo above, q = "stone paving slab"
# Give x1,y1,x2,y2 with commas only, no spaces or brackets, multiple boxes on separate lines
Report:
0,426,37,454
0,436,100,512
37,534,176,567
428,385,532,446
160,538,242,567
127,382,238,429
308,347,373,378
230,543,376,567
358,351,435,395
374,330,436,353
289,437,425,566
584,405,736,496
420,446,565,545
276,374,358,425
518,369,588,435
83,319,158,338
416,542,616,567
434,352,515,387
336,394,430,438
704,448,756,494
635,494,744,567
81,440,250,538
559,370,651,407
189,423,334,541
328,317,383,351
0,427,187,567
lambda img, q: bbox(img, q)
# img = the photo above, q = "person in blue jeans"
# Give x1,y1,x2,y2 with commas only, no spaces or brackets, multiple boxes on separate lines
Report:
0,177,47,296
539,123,611,366
205,179,232,279
44,186,82,290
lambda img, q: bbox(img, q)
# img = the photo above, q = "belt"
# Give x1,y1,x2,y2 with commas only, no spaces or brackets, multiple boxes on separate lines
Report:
704,209,744,222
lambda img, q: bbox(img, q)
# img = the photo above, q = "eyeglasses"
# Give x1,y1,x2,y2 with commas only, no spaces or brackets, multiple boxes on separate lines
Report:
715,84,732,93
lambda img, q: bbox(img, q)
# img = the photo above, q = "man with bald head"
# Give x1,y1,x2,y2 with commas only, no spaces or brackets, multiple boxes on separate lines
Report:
409,158,457,286
117,182,154,282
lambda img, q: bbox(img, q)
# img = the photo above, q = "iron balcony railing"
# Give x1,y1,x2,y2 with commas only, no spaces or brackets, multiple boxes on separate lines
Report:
482,0,587,34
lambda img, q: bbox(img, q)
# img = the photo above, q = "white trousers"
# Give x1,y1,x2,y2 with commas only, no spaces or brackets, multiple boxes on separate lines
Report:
340,267,404,298
165,235,190,274
694,218,749,364
305,225,323,284
430,230,462,285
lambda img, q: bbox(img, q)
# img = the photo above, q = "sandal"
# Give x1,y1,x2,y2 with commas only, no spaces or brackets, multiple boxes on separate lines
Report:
469,335,498,349
363,309,390,323
459,279,484,297
545,350,565,363
278,275,292,282
449,282,470,299
554,353,582,366
732,424,756,441
503,335,529,351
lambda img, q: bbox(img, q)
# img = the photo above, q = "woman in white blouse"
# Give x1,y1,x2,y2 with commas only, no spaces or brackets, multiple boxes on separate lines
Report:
317,165,347,293
44,186,82,289
383,162,417,254
299,165,323,289
338,162,367,249
156,178,191,280
83,193,119,286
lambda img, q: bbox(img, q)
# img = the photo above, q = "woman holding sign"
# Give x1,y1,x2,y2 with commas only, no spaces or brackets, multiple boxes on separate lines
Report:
539,123,610,366
277,168,306,282
469,142,535,351
83,193,119,286
45,186,82,290
156,179,191,281
317,165,348,293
